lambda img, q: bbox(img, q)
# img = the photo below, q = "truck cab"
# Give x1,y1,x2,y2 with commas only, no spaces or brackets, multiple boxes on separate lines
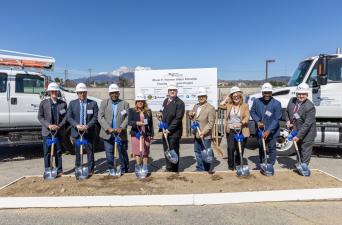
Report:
246,50,342,155
0,50,102,147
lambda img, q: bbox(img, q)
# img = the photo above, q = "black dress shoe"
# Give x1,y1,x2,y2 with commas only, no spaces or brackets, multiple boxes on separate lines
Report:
228,167,234,171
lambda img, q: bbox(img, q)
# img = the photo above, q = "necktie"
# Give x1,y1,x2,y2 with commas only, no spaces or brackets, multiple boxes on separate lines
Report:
80,101,85,125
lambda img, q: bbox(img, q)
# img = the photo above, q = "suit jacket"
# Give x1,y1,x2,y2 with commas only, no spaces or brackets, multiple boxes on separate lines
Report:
219,102,250,137
191,102,216,139
66,98,98,138
250,97,282,138
98,98,129,140
161,97,185,138
285,97,317,141
38,98,67,137
128,108,154,137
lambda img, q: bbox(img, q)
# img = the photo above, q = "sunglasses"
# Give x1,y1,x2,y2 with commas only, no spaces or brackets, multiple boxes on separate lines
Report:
136,100,145,103
110,92,120,95
77,91,87,94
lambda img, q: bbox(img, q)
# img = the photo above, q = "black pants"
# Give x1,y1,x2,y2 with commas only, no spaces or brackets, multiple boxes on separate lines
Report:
296,140,314,165
226,129,246,169
162,136,180,172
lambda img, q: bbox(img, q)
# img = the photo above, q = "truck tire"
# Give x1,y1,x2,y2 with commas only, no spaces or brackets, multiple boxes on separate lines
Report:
276,121,295,156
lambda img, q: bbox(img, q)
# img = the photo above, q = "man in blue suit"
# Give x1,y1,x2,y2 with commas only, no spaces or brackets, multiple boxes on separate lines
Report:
66,83,99,175
250,82,282,167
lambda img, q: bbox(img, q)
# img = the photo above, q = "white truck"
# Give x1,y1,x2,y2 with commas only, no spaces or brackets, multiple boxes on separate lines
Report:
246,49,342,155
0,50,102,150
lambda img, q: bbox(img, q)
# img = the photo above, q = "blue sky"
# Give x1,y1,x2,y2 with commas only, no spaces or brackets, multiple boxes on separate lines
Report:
1,0,342,80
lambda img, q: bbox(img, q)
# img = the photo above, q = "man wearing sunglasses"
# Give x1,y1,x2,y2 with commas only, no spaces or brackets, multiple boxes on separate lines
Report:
98,83,130,174
285,83,316,165
250,82,282,169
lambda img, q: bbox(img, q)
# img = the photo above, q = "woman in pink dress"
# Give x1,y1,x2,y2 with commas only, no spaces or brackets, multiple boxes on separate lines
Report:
128,93,154,167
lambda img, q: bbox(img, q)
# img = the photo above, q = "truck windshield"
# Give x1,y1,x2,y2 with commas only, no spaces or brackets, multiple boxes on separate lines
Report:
288,60,312,86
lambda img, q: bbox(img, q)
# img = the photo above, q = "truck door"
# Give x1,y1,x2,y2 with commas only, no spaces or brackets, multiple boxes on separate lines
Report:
0,73,10,127
9,74,44,127
310,58,342,118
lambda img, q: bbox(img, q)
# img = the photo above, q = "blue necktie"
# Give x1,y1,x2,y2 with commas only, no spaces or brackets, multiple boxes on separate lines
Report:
80,102,85,125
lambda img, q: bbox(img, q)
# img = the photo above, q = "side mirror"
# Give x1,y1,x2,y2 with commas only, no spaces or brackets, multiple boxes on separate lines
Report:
316,55,328,85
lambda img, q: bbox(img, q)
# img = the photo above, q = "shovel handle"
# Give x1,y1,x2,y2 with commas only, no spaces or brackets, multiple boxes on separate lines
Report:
50,142,55,167
163,131,170,150
261,138,268,164
293,140,303,163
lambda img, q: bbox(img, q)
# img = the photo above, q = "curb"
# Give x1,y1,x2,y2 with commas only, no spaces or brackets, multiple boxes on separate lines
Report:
0,188,341,208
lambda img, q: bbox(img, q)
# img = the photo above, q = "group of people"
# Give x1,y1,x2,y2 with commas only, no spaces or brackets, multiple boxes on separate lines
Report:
38,80,317,178
219,82,316,172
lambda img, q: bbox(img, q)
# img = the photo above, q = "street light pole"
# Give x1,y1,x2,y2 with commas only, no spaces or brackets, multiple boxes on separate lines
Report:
88,68,92,86
265,59,276,81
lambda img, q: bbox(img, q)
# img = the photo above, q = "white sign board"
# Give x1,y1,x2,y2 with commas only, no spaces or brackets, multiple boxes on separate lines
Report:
135,68,218,111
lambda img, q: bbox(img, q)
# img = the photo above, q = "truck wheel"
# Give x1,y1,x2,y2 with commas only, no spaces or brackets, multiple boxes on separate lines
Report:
276,122,295,156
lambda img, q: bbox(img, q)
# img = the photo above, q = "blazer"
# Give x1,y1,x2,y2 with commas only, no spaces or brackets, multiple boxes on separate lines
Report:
66,98,98,138
191,102,216,139
219,102,250,137
38,98,67,137
128,108,154,137
160,96,185,138
98,98,129,140
250,97,282,138
285,97,317,142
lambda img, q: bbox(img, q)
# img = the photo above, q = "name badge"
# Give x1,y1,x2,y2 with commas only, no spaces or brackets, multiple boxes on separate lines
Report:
59,109,66,115
294,113,300,119
144,119,148,125
120,110,127,116
265,110,272,117
87,109,94,115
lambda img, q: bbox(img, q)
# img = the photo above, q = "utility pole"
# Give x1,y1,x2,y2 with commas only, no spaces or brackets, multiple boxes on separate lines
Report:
265,59,276,81
64,65,68,87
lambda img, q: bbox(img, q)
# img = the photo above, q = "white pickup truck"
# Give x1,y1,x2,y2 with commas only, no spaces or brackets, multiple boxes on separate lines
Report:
246,49,342,155
0,50,102,150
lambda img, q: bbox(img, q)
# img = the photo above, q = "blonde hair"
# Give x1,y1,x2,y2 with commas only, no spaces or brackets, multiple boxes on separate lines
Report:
228,91,243,105
134,101,151,115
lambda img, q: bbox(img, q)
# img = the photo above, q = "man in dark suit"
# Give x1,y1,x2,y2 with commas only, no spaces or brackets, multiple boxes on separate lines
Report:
66,83,98,175
285,83,317,164
157,82,185,172
38,82,67,176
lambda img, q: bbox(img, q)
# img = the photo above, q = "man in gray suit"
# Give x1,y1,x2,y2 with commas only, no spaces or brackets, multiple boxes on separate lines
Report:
38,82,67,176
66,83,98,175
285,83,317,165
98,83,130,173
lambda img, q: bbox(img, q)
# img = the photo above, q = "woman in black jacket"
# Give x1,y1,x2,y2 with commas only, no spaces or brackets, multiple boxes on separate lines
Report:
128,93,154,167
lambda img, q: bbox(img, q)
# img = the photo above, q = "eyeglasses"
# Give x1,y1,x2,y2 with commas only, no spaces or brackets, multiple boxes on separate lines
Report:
136,100,145,103
297,93,308,96
168,89,177,92
109,92,120,95
198,95,207,98
77,91,87,95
